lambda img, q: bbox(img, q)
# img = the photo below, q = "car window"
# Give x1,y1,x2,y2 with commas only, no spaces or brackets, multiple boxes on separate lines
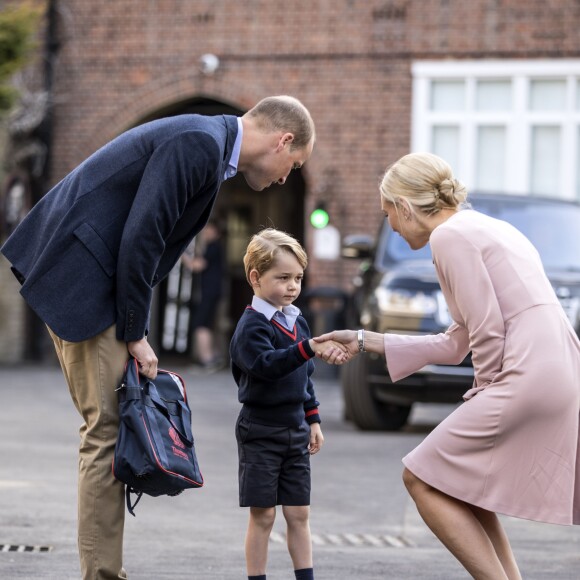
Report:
382,198,580,271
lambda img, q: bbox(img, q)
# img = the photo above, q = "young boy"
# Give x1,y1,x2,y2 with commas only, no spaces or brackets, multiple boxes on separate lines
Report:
230,228,346,580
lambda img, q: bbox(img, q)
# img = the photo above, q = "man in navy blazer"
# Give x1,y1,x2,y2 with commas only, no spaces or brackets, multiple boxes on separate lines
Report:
1,95,315,580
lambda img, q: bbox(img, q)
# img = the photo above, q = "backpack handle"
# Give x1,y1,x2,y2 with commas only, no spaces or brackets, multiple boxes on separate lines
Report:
146,382,194,448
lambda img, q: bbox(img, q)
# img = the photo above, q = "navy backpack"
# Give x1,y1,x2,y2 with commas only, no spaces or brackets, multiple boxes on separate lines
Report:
112,357,204,515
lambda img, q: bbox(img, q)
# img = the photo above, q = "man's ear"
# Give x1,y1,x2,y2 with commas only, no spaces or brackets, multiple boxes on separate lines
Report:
276,132,294,152
249,269,261,287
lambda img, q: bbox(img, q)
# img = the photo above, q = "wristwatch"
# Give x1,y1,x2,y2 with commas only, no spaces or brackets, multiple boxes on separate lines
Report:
357,329,365,352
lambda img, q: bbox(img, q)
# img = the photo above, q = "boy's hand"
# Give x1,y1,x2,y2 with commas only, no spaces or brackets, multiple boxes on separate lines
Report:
309,339,349,365
308,422,324,455
314,330,359,358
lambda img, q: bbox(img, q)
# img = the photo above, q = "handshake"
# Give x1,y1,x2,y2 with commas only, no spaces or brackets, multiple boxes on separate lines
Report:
308,329,363,365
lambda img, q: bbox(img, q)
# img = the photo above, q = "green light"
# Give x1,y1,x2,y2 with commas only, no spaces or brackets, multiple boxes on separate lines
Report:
310,207,329,229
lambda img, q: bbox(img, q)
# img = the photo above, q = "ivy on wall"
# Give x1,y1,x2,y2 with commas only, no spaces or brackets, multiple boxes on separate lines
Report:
0,2,41,114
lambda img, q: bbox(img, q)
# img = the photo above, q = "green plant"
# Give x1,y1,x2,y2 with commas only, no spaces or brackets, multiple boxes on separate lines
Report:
0,3,41,113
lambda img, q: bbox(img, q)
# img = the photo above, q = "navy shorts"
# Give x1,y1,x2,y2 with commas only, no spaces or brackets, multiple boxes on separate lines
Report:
235,415,311,508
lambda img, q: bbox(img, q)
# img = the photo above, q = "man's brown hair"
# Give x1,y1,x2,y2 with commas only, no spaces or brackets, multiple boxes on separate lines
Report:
245,95,315,149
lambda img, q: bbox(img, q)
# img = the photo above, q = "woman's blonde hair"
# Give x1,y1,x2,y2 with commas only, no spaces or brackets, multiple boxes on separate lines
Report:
380,152,468,216
243,228,308,286
245,95,315,150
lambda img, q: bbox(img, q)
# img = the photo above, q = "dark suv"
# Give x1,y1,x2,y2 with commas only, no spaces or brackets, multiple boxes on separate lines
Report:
341,193,580,431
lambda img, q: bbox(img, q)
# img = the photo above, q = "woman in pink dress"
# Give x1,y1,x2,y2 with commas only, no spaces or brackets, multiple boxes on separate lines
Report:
317,152,580,579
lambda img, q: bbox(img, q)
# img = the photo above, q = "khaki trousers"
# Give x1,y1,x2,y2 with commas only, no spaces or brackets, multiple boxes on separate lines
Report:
48,324,128,580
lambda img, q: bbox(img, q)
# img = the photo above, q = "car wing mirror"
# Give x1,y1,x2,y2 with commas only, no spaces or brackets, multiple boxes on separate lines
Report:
341,234,374,259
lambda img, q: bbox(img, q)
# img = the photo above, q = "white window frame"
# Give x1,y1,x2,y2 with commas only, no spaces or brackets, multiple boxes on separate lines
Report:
412,59,580,200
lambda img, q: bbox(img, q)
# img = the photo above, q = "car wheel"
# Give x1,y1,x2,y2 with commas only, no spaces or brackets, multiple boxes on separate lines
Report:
341,354,411,431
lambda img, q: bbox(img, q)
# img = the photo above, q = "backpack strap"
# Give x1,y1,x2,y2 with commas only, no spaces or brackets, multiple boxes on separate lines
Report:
125,486,143,517
147,383,194,447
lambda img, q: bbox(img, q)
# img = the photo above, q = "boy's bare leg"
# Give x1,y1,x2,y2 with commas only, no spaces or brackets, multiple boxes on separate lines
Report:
246,507,276,575
282,505,313,570
403,468,513,580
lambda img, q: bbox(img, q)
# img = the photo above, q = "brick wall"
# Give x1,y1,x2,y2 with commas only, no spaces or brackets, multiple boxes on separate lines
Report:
45,0,580,287
2,0,579,361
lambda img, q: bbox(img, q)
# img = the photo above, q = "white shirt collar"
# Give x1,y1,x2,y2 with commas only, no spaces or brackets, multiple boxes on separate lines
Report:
224,117,243,180
251,296,301,331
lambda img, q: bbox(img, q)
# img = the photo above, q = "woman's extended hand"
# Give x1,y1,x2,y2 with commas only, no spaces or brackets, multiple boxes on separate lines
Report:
313,329,359,359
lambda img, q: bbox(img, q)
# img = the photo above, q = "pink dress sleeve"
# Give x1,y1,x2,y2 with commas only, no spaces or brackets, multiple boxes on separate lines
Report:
384,223,506,397
384,322,470,381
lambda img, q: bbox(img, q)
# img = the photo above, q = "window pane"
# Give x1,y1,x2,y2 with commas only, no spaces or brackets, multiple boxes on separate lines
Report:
476,80,512,111
431,126,460,172
530,126,560,196
529,80,566,111
475,126,506,191
430,81,465,111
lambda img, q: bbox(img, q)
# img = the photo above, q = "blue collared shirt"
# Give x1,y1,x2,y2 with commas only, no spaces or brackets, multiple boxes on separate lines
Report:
251,296,301,332
224,117,243,180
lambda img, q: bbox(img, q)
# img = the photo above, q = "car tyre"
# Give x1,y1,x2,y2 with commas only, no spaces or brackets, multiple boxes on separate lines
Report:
341,354,411,431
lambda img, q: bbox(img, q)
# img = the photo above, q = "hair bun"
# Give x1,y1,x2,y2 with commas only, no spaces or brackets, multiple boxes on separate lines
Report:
438,178,455,197
438,177,467,206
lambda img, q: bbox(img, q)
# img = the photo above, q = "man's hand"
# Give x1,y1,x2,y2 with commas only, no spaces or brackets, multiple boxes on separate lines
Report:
127,337,158,379
313,330,359,358
309,339,349,365
308,422,324,455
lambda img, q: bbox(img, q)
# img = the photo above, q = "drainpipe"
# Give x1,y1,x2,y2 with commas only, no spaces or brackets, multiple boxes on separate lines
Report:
27,0,60,360
35,0,58,203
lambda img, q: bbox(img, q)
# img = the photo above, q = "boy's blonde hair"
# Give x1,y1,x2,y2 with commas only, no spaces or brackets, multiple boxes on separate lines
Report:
243,228,308,286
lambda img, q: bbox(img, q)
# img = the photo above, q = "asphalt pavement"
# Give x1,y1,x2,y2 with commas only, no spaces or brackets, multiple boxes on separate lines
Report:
1,361,579,579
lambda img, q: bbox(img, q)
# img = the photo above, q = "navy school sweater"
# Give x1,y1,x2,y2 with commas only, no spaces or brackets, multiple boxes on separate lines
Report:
230,307,321,427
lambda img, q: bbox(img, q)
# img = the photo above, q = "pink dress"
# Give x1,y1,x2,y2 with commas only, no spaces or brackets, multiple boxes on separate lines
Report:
384,209,580,525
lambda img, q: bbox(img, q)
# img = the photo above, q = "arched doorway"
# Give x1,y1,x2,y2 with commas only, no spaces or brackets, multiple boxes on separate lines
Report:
136,97,307,362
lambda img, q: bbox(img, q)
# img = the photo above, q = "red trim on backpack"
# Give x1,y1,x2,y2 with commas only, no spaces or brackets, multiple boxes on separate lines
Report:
140,414,204,487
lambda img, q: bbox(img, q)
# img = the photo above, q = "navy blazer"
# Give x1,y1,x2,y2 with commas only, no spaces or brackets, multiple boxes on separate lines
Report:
1,114,239,342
